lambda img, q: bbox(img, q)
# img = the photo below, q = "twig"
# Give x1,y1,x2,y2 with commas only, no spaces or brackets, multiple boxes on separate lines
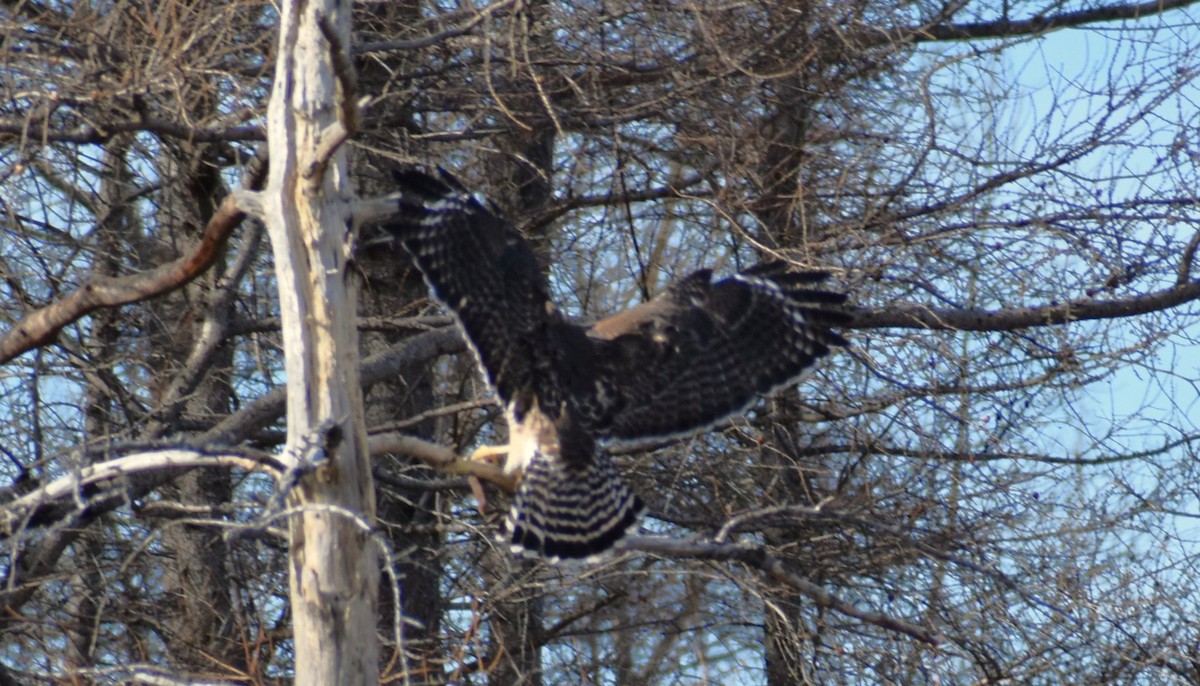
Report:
623,535,942,645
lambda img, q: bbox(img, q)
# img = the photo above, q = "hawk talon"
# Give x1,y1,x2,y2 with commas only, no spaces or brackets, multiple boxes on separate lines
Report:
468,443,509,464
443,453,518,493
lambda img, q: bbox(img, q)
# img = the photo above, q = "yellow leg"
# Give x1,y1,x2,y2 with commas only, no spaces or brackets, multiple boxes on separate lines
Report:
468,443,509,464
452,444,519,502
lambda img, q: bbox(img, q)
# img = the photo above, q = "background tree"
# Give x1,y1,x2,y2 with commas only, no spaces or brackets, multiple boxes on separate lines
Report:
2,0,1199,684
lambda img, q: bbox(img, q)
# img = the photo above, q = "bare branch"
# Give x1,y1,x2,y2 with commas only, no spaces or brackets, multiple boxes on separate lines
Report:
914,0,1200,42
0,118,264,145
352,193,404,226
198,328,463,445
353,0,520,54
1,447,283,535
1179,230,1200,285
144,222,267,438
716,433,1200,466
72,664,242,686
0,152,268,364
849,280,1200,331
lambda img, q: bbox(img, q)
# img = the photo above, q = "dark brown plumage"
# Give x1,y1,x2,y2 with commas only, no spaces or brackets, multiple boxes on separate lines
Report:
378,167,849,560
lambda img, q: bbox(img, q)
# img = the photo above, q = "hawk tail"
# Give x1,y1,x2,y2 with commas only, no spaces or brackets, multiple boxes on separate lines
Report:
506,453,644,561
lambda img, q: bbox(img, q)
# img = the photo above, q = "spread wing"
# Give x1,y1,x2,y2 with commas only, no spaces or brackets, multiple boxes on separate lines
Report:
375,169,846,558
377,168,848,445
380,169,641,560
588,262,849,441
379,168,587,416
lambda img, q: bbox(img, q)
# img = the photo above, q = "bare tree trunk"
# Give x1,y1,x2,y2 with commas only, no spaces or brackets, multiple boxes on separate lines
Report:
764,601,815,686
476,9,557,667
145,144,246,674
66,143,132,671
249,3,378,684
758,421,831,686
480,140,553,686
353,0,446,657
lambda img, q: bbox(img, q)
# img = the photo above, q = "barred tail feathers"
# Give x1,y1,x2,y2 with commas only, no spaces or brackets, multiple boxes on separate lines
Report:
506,451,644,561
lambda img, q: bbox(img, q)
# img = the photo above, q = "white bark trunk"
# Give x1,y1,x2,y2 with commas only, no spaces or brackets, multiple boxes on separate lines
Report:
258,2,378,684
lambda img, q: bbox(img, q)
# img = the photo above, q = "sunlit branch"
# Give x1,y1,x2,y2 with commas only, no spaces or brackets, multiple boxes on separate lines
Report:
0,152,268,364
369,433,516,493
0,447,284,536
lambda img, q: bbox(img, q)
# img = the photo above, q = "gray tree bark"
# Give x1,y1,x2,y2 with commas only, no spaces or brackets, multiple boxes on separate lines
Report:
240,2,379,684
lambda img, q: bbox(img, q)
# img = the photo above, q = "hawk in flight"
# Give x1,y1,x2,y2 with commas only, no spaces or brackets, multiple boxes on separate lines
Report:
380,168,849,561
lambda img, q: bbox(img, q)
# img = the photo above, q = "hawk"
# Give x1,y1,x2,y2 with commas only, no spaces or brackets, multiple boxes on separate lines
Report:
379,168,849,561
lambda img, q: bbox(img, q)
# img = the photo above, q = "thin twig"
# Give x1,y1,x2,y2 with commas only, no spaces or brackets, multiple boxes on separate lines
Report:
623,535,942,645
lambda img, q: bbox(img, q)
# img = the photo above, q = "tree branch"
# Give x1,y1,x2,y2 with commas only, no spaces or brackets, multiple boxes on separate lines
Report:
849,280,1200,331
0,118,264,145
0,447,284,536
0,152,268,364
199,327,464,445
353,0,519,54
914,0,1200,42
369,432,516,492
